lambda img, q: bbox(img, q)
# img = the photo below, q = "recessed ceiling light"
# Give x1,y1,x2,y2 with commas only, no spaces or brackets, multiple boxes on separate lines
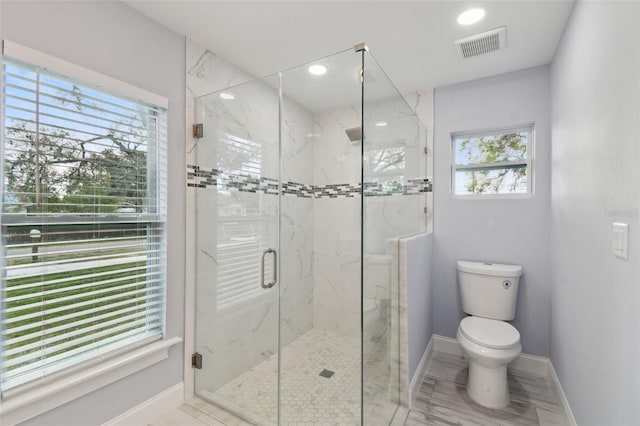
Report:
308,64,327,76
375,121,388,127
457,8,486,25
219,92,235,100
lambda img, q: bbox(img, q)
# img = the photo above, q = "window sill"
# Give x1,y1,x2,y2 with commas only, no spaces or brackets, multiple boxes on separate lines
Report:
451,193,534,200
0,336,182,426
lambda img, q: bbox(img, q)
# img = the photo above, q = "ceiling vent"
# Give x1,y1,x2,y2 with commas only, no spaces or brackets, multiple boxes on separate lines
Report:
455,26,507,58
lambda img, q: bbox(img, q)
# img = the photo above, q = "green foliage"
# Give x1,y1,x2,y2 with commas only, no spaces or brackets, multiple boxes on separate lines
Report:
458,132,528,194
4,117,148,214
4,125,66,209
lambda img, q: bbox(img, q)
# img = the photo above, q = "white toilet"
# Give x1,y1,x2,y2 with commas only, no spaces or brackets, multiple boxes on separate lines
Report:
456,260,523,409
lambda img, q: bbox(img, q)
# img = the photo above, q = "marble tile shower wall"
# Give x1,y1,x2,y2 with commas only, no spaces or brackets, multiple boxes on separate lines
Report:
279,98,316,346
312,107,362,338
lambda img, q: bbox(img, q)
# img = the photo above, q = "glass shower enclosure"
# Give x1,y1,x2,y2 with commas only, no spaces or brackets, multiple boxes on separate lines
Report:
189,45,427,425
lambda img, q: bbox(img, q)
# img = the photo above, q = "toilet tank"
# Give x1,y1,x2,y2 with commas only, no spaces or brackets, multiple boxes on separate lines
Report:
457,260,523,320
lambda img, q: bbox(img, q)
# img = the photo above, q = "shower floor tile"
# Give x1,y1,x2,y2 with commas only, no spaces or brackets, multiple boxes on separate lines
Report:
200,329,363,425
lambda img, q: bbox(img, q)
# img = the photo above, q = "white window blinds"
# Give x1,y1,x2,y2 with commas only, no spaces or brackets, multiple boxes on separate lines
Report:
0,51,167,393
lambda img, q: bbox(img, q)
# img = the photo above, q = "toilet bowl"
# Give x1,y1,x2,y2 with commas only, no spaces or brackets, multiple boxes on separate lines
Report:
457,316,521,409
456,260,523,409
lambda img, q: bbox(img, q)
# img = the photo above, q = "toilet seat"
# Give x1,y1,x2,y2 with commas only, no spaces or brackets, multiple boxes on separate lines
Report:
459,316,520,349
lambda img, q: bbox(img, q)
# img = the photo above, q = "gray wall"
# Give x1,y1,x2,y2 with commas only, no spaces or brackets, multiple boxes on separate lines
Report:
406,233,432,380
550,1,640,424
432,66,551,357
1,1,186,424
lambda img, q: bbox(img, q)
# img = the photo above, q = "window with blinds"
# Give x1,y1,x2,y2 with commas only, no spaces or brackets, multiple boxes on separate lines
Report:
0,54,167,393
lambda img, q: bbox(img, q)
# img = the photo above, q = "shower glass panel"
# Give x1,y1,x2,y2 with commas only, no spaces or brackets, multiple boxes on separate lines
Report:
279,49,363,424
193,75,281,425
362,53,427,425
191,46,427,425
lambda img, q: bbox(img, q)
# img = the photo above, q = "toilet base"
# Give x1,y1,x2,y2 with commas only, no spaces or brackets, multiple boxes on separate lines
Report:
466,362,510,409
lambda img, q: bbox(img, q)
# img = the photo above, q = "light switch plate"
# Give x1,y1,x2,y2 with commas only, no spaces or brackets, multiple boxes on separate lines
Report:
613,223,629,260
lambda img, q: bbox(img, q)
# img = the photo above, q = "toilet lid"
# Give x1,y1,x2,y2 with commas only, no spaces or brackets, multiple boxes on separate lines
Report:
459,317,520,349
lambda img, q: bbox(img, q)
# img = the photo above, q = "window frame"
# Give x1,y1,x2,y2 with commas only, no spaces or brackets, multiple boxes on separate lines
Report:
450,123,535,200
0,40,178,420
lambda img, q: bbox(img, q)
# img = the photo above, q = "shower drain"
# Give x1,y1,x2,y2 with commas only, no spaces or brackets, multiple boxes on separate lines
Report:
319,369,335,378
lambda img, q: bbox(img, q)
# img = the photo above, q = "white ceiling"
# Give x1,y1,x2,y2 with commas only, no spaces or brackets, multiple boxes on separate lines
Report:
124,0,574,94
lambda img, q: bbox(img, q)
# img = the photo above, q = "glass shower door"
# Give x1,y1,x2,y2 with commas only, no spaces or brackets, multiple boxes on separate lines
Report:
192,76,280,426
362,51,428,425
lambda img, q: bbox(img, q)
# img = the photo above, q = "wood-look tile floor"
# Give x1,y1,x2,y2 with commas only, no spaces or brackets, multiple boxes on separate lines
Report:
149,396,253,426
151,351,569,426
405,351,569,426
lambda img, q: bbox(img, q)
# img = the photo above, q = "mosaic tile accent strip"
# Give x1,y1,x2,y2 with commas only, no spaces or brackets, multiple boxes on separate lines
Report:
187,165,432,198
407,178,433,194
282,181,314,198
363,178,432,197
315,183,361,198
187,165,281,195
186,165,217,189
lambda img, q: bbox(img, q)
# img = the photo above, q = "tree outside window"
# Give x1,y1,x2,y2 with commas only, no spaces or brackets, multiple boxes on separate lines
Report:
452,125,533,197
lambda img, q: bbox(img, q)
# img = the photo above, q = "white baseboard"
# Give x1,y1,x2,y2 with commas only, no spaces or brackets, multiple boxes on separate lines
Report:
548,361,578,426
510,352,549,377
409,336,434,408
102,382,184,426
432,335,464,357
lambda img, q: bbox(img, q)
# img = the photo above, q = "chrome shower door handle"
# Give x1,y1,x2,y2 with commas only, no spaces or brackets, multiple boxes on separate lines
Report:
261,248,277,289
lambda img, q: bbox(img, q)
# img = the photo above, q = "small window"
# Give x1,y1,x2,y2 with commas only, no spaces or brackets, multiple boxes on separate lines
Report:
451,124,533,197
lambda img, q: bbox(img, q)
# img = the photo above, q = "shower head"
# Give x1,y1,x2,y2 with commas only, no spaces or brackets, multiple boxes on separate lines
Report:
345,127,362,143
